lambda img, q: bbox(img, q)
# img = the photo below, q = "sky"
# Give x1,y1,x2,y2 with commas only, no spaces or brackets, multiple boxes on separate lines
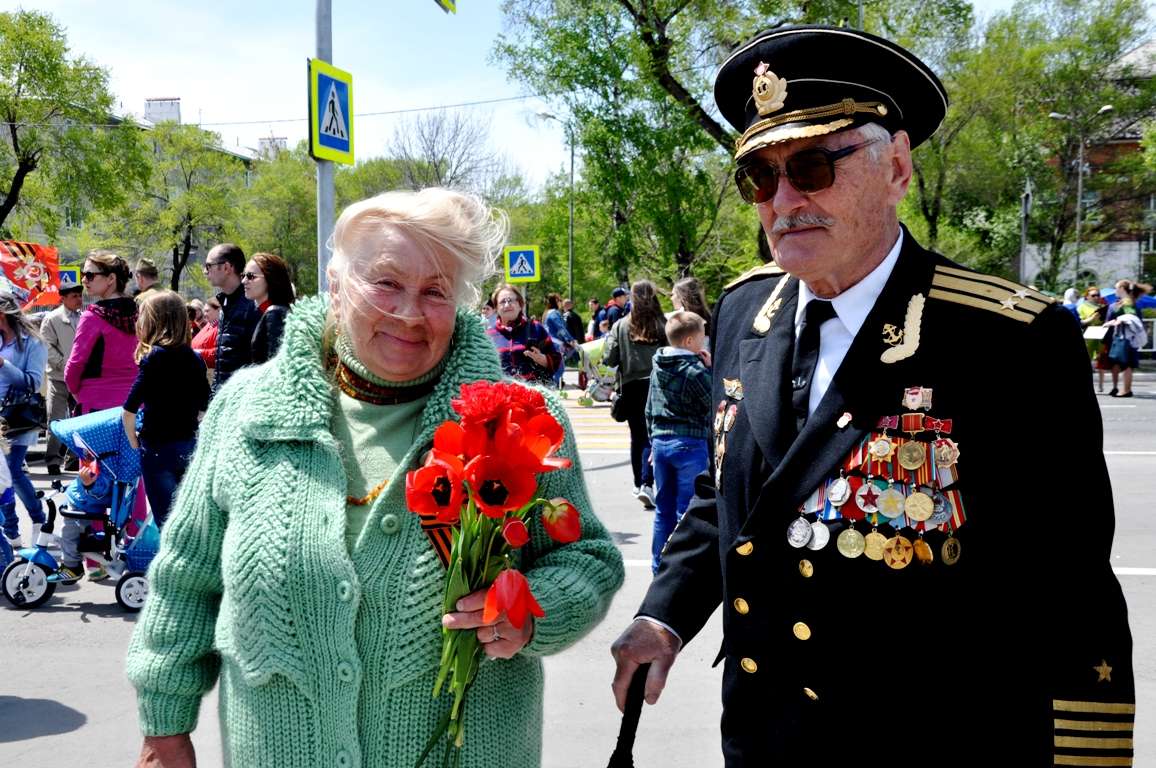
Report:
14,0,1017,189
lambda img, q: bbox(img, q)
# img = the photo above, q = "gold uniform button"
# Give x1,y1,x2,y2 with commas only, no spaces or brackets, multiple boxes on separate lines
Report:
803,687,819,701
740,657,758,674
736,541,754,556
733,597,750,615
792,621,812,641
798,559,814,578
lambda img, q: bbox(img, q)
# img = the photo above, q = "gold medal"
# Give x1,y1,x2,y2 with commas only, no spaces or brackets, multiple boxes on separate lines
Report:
913,537,934,565
836,527,865,558
941,536,961,565
868,435,894,460
882,535,914,569
863,530,887,561
904,490,934,522
723,378,744,400
897,441,926,471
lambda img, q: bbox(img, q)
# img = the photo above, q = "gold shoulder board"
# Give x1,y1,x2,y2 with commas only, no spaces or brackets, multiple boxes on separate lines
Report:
927,264,1055,324
725,263,785,291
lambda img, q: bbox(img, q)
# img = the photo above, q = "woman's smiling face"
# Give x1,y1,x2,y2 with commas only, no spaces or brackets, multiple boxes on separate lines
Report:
335,228,458,381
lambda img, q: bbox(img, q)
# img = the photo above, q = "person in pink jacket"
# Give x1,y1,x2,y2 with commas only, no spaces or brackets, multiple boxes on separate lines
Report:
63,249,142,581
64,250,140,414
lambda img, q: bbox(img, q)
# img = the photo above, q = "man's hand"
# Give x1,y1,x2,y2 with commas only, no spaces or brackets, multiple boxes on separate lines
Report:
136,734,196,768
442,588,533,660
610,619,681,712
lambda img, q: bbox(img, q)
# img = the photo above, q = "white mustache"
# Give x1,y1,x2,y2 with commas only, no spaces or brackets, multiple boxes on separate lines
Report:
771,213,836,234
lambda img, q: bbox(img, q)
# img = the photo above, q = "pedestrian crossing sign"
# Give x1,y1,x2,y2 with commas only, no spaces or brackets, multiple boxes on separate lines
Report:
308,58,354,165
504,245,540,283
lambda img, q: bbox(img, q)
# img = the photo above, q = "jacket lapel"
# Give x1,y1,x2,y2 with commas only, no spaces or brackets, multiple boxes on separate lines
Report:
742,233,937,537
737,277,798,472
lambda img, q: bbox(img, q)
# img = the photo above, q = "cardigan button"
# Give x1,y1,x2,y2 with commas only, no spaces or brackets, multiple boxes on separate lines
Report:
380,513,401,535
337,581,353,602
336,750,352,768
337,661,355,683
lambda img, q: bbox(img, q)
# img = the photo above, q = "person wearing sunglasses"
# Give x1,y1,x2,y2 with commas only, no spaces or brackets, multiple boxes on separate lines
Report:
1078,286,1110,391
201,242,261,390
611,25,1134,768
241,251,296,365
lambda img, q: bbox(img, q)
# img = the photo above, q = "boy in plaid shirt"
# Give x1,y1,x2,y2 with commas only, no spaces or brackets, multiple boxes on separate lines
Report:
645,310,712,574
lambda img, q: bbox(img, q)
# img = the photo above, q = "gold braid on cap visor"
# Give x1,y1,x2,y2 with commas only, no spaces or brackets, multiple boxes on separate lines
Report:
735,99,890,155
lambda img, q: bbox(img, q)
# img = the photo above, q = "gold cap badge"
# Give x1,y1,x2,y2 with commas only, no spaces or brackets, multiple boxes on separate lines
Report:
752,62,787,116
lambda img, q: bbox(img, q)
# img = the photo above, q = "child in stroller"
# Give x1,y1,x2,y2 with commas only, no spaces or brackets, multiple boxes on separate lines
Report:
55,456,113,584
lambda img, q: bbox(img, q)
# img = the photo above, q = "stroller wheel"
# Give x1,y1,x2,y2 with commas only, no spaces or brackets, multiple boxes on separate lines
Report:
2,560,57,609
115,571,149,612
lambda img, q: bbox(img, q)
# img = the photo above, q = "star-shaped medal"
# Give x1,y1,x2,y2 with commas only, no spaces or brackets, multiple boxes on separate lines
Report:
1094,659,1113,682
860,485,879,508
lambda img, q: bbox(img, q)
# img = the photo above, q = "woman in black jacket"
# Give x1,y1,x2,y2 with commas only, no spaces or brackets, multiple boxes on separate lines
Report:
242,252,296,364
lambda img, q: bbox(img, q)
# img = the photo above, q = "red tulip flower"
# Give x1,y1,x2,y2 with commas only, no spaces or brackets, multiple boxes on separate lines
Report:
541,497,581,543
464,454,538,518
482,568,545,630
406,457,465,525
502,518,530,549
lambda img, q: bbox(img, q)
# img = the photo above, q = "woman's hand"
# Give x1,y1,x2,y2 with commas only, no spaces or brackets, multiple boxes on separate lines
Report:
135,734,196,768
524,347,548,367
442,588,533,660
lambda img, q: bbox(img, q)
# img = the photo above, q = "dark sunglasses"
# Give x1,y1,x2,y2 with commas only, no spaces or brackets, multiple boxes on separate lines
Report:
203,260,225,271
734,137,886,204
80,270,110,281
241,271,262,281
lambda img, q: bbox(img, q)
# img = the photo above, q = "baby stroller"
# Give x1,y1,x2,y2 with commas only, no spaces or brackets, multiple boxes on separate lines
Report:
576,337,617,407
1,407,160,611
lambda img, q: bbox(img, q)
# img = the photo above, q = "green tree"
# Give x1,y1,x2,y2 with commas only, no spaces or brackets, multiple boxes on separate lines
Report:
0,10,148,238
83,122,247,292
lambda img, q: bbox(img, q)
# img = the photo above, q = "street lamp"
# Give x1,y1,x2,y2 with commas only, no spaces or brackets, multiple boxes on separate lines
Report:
1049,104,1114,284
538,112,575,303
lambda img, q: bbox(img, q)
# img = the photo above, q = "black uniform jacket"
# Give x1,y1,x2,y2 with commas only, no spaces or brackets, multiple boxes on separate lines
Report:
638,231,1135,767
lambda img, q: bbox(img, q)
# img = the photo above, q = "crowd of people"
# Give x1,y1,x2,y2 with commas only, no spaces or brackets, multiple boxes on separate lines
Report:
0,244,297,579
1065,279,1151,397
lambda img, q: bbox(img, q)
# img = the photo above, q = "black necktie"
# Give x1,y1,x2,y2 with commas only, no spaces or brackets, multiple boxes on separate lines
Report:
791,299,837,432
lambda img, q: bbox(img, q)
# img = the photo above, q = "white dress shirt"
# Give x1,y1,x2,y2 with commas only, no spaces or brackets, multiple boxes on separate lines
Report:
794,230,903,416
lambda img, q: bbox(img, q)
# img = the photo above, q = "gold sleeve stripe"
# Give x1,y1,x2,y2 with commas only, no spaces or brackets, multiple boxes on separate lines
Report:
931,273,1051,314
1055,719,1134,731
726,263,784,290
935,264,1054,303
1054,757,1134,766
1055,735,1134,749
1053,700,1137,715
928,288,1038,324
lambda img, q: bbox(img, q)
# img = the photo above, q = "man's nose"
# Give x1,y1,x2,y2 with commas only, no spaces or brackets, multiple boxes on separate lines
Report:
768,171,809,215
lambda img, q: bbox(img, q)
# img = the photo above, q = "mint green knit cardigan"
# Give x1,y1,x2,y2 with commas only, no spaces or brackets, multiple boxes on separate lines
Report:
125,296,625,768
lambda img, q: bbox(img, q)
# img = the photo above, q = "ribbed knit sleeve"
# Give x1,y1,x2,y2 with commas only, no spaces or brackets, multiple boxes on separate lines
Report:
521,389,625,656
124,378,235,736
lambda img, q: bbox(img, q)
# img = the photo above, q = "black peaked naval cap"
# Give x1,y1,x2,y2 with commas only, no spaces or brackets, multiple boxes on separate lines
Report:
715,25,948,160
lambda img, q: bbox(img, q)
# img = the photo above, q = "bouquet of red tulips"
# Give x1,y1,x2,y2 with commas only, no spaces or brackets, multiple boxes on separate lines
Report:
406,381,581,765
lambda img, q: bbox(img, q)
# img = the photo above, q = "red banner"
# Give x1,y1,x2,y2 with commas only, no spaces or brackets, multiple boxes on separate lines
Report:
0,240,60,308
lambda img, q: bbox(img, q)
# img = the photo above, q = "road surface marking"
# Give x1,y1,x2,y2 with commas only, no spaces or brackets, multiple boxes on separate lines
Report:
1104,451,1156,455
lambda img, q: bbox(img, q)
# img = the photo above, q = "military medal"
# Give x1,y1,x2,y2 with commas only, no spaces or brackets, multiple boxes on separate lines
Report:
933,437,960,468
806,521,830,551
855,480,881,515
714,401,727,433
827,473,851,507
868,433,895,461
927,489,952,526
941,535,962,565
876,484,905,520
902,386,933,411
863,529,888,561
837,526,866,558
724,404,738,432
882,535,914,569
897,440,926,471
913,536,934,565
787,516,813,548
723,378,744,400
904,489,934,522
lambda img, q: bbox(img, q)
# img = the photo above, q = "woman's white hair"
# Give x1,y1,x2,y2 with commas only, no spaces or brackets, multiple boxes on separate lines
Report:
326,187,507,313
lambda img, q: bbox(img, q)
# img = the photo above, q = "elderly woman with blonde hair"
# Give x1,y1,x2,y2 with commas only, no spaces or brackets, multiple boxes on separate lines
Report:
126,188,624,768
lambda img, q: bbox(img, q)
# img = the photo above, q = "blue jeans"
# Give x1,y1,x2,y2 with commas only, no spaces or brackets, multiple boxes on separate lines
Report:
140,438,196,529
1,443,46,540
651,436,708,574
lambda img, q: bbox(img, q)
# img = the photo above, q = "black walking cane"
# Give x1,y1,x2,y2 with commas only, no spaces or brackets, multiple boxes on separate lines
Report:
607,663,650,768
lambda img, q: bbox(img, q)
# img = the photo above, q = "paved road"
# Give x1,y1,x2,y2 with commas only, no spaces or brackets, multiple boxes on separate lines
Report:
1,374,1152,765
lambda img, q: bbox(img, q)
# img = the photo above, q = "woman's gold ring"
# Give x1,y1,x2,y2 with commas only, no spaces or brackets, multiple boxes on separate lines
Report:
490,625,501,642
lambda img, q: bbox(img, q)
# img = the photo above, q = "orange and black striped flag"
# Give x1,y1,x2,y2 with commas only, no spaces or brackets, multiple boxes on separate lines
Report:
0,240,60,308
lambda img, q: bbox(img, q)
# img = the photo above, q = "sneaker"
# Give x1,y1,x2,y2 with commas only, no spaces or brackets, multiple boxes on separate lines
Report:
4,534,23,549
637,484,656,508
87,565,109,582
632,486,641,496
58,564,84,584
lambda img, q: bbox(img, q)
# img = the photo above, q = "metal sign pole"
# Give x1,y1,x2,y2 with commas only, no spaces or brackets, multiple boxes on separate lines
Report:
316,0,334,294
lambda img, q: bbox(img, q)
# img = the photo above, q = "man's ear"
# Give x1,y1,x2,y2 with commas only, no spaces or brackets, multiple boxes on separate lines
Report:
886,130,914,205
